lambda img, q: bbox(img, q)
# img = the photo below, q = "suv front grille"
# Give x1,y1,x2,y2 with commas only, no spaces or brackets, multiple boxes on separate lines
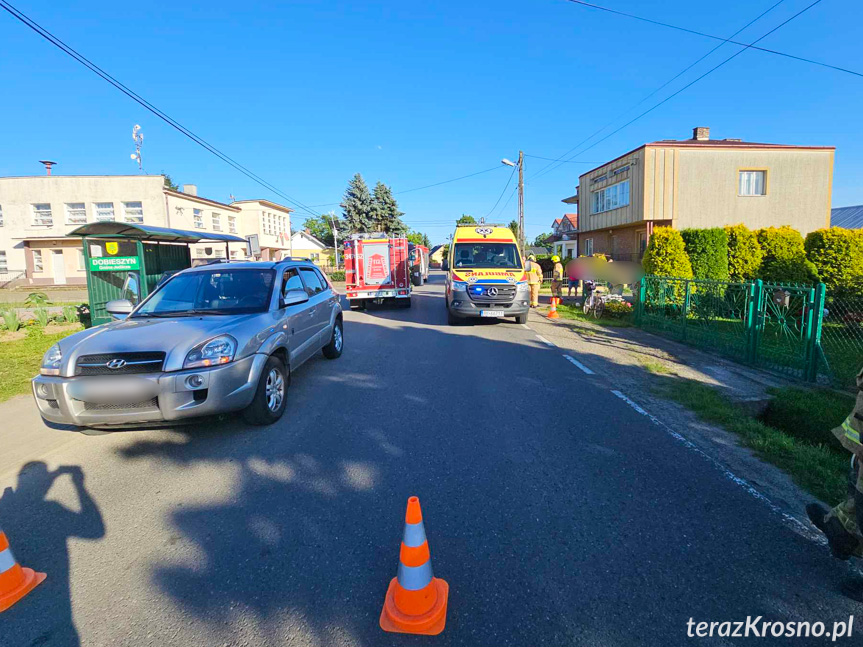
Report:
467,284,517,303
83,397,158,411
75,352,166,376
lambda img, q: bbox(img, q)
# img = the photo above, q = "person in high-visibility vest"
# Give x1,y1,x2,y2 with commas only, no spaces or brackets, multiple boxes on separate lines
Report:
807,366,863,599
550,255,564,301
524,254,543,307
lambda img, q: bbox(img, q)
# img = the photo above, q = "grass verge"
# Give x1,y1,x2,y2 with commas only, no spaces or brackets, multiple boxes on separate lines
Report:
0,327,80,402
554,303,634,328
655,376,849,504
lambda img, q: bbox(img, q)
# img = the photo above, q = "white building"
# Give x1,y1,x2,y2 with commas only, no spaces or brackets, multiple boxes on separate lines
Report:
0,173,293,286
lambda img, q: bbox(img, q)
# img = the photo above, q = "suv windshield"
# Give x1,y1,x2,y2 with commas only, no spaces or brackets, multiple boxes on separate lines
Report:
132,269,275,317
452,243,522,269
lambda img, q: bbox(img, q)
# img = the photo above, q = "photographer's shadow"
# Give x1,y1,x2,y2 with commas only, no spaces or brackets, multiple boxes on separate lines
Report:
0,461,104,647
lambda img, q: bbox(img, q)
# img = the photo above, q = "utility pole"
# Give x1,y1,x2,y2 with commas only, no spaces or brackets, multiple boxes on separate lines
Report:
517,150,525,252
328,212,339,269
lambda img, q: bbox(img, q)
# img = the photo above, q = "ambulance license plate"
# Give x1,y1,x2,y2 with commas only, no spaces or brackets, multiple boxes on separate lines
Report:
480,310,505,317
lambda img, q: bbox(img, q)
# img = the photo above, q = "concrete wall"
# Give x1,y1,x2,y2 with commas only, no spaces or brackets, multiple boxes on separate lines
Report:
674,148,833,235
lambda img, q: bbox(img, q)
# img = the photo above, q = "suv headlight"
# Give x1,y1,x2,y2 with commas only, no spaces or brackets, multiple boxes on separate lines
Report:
184,335,238,369
40,343,62,376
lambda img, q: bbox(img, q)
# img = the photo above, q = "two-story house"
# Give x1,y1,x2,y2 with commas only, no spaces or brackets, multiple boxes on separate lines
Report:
564,127,834,261
0,172,293,285
550,213,578,260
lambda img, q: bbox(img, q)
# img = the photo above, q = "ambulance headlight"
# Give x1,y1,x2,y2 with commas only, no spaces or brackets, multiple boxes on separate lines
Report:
451,281,467,292
516,281,529,292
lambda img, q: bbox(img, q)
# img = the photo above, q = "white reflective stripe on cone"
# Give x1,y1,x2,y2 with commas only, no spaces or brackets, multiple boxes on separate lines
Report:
397,560,434,591
402,521,427,548
0,547,16,574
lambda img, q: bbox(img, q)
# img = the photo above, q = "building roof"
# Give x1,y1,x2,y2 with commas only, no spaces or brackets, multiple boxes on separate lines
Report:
231,199,294,213
552,218,562,227
525,246,550,256
290,230,327,249
67,222,247,243
562,213,578,228
164,189,241,212
831,205,863,229
580,134,834,180
561,194,578,205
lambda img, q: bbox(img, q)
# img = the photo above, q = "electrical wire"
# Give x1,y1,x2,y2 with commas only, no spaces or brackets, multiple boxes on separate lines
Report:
562,0,862,79
537,0,826,177
0,0,324,218
532,0,790,179
484,164,517,218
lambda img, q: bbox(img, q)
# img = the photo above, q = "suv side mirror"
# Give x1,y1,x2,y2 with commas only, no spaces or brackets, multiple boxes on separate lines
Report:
280,289,309,308
106,299,134,319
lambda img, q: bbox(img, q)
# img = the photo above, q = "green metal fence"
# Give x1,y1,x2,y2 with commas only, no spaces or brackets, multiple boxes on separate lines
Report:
635,276,861,390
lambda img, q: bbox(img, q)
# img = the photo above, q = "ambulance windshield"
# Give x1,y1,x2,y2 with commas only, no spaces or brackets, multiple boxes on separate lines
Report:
452,243,522,269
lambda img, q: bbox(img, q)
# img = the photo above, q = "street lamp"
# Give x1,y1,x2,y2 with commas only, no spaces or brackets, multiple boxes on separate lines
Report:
501,152,525,251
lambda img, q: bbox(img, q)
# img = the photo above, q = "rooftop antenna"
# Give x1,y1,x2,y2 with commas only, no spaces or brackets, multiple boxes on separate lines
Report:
38,160,57,176
130,124,144,172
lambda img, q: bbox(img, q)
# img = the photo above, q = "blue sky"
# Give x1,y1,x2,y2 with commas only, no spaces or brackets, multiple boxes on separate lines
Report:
1,0,861,245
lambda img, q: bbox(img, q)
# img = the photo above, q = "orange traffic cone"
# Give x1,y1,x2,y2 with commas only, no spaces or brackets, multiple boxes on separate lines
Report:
380,496,449,635
0,527,46,613
547,296,560,319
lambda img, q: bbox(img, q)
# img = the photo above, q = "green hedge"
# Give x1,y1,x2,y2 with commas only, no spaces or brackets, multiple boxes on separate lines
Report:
642,227,693,278
757,226,819,284
725,224,763,282
681,228,729,280
328,270,346,282
804,228,863,296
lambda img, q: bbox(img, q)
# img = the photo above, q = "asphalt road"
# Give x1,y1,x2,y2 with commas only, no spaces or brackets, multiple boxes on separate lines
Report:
2,272,860,646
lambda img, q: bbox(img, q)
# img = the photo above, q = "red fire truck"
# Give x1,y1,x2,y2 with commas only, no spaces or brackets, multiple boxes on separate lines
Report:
344,234,412,309
409,243,429,286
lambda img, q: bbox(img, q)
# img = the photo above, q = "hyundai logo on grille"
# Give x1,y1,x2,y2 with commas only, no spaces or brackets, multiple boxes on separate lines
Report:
487,287,499,297
106,359,127,370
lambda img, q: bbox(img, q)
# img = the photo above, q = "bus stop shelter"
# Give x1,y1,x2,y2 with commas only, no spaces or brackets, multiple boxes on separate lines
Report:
68,222,247,326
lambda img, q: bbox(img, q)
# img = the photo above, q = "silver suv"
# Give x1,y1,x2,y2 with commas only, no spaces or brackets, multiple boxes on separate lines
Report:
32,260,343,428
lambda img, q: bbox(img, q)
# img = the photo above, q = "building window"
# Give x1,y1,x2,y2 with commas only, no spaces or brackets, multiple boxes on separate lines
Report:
65,203,87,224
193,209,204,229
230,250,238,259
584,238,594,256
739,170,766,196
590,180,630,214
122,201,144,223
212,213,222,231
0,205,4,226
32,203,53,226
94,202,115,221
77,249,85,270
0,251,6,273
33,249,44,272
228,215,237,234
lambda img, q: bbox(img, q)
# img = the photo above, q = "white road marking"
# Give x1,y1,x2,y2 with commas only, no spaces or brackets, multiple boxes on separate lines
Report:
521,324,531,330
536,335,555,347
609,389,823,544
563,355,595,374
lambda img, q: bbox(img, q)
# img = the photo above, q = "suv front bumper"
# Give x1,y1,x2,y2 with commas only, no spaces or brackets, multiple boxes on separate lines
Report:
31,354,267,428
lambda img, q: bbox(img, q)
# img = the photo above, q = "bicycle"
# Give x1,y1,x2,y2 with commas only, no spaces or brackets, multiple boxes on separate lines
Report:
582,288,625,319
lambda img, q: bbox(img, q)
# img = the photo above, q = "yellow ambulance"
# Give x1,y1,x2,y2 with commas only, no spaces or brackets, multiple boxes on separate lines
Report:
445,222,529,325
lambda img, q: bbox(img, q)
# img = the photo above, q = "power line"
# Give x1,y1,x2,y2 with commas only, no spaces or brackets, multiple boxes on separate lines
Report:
533,0,789,179
0,0,323,218
306,165,505,209
562,0,863,79
523,154,600,164
484,164,516,217
539,0,826,177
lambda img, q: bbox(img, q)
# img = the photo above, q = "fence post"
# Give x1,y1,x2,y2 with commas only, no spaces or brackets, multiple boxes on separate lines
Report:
744,279,762,365
804,283,826,382
635,279,646,326
681,279,692,341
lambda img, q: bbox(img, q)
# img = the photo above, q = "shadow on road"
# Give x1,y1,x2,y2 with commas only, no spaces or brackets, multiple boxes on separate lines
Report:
0,461,104,646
